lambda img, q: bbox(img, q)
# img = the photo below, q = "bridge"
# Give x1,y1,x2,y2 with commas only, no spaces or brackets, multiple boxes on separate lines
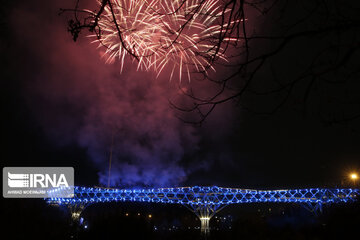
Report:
46,186,359,235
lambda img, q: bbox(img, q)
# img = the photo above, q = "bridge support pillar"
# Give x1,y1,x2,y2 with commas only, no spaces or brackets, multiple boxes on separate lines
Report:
68,203,91,225
185,204,227,238
200,216,210,236
66,203,91,239
303,202,323,216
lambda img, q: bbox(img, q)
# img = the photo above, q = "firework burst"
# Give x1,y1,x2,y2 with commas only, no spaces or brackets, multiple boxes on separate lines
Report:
91,0,239,81
90,0,166,71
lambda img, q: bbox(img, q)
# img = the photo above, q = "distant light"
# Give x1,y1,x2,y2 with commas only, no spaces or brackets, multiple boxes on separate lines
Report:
84,225,88,229
148,214,152,218
137,213,140,216
125,213,129,216
350,173,358,180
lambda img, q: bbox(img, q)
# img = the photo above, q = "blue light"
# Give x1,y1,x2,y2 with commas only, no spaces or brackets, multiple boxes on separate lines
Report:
46,186,359,207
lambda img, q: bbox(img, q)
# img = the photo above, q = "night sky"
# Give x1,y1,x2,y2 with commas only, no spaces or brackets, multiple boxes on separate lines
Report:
2,0,360,190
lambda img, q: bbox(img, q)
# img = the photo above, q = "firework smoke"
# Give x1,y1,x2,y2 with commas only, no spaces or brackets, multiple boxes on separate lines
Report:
7,0,243,188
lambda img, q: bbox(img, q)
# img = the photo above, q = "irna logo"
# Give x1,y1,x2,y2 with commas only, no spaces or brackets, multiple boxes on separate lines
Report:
8,172,69,188
3,167,74,198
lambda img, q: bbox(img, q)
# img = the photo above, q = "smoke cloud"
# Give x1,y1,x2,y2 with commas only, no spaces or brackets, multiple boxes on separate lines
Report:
9,0,202,187
76,72,200,187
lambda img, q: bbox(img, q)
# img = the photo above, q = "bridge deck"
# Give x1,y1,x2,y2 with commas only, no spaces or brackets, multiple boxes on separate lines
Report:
46,186,359,206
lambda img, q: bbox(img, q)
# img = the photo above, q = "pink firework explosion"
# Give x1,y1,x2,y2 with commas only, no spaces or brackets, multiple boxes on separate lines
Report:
91,0,239,81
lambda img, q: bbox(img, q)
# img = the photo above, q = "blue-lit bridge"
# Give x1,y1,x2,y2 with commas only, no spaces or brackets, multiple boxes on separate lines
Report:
46,186,359,235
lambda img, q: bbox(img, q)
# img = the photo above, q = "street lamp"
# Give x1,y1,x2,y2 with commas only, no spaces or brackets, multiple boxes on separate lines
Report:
350,173,358,187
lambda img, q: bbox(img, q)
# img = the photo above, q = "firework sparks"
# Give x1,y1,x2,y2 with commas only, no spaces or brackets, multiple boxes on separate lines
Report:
90,0,239,81
90,0,166,71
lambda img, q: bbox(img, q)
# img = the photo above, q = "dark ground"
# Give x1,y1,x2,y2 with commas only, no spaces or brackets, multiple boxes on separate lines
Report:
2,196,359,240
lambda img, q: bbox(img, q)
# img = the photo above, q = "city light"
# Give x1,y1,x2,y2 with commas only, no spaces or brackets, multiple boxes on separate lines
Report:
350,173,358,180
350,173,358,186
